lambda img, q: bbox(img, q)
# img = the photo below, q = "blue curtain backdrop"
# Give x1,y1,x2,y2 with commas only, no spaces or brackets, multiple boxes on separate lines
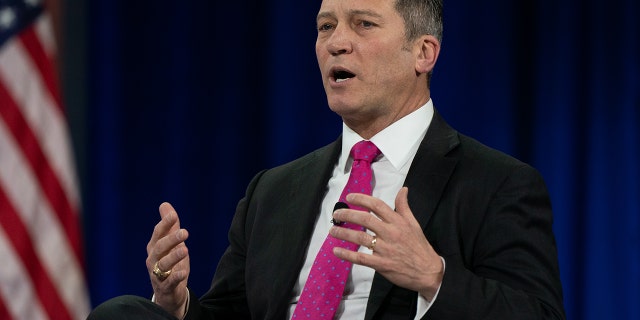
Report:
78,1,639,319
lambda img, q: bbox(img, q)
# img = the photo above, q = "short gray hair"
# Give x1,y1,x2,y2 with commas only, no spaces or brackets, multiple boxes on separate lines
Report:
394,0,443,86
395,0,443,43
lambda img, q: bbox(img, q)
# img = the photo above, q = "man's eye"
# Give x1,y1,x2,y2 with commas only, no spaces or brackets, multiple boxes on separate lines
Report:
360,21,375,28
318,23,334,32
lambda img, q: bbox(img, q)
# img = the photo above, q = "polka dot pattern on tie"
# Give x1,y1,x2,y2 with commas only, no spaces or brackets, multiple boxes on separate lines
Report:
292,140,380,319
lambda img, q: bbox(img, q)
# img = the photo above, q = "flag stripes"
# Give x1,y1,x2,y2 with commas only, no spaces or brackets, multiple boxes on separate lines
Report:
0,78,83,265
18,28,63,111
0,120,56,320
0,295,12,319
0,4,90,319
0,227,49,320
0,188,73,320
0,16,80,203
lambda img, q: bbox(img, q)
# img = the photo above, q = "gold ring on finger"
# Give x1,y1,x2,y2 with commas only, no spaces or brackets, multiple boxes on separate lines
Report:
153,261,172,280
368,235,377,252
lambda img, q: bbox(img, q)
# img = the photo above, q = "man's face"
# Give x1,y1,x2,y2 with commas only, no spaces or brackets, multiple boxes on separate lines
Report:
316,0,424,123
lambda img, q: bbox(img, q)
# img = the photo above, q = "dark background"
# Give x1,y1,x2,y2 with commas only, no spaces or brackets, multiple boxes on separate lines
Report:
60,1,639,319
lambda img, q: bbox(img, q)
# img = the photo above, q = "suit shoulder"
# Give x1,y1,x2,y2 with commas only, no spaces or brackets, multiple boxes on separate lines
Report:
455,133,539,175
252,140,339,187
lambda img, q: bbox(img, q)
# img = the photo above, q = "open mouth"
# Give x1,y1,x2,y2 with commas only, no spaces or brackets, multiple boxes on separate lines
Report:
332,69,355,83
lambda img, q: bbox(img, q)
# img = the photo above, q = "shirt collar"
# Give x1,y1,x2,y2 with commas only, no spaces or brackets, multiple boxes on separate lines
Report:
340,99,434,171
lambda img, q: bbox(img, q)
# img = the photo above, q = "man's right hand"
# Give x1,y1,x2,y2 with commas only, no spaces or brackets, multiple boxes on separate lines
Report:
146,202,191,318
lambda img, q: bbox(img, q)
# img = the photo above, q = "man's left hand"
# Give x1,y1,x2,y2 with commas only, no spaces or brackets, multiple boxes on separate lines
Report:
330,187,444,301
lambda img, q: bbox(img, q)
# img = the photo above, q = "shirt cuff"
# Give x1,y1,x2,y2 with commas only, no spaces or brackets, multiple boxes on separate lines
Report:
151,287,190,320
414,256,446,320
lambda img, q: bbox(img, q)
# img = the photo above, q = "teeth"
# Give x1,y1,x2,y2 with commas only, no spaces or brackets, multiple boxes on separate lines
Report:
336,78,348,83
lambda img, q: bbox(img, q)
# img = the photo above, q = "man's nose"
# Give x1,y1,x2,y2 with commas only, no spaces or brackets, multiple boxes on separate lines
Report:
326,25,353,56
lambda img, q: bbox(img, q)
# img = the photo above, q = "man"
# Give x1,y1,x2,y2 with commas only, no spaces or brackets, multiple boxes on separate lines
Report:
89,0,565,319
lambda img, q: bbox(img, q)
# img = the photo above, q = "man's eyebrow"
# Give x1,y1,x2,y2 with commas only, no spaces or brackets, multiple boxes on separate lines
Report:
348,9,383,19
316,11,334,22
316,9,383,22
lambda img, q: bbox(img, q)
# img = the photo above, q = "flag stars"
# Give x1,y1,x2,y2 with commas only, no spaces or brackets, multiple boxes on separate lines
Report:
25,0,43,7
0,7,16,30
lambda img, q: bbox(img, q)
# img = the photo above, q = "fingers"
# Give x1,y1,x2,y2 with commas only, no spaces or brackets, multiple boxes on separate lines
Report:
394,187,410,217
149,203,180,250
146,228,190,284
346,193,394,221
333,188,413,230
330,225,378,252
146,202,190,282
333,245,381,267
144,203,191,318
331,194,395,235
330,189,444,296
154,229,189,272
159,202,181,227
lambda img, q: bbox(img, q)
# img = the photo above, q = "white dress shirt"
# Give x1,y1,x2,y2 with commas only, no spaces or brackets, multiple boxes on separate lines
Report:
289,100,440,319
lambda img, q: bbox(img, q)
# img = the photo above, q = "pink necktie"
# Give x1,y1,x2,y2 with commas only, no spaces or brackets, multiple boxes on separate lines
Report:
293,140,381,319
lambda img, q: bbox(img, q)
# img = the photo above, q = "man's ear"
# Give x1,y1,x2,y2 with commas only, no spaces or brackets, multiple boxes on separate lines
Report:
414,35,440,75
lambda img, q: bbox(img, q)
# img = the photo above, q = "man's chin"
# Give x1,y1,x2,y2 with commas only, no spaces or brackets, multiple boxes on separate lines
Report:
327,101,359,117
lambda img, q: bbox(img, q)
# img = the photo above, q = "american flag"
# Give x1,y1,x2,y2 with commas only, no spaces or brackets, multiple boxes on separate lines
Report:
0,0,90,319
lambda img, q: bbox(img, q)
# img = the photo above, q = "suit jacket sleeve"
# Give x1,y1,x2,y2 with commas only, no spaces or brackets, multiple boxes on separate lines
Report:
183,170,266,320
425,160,565,319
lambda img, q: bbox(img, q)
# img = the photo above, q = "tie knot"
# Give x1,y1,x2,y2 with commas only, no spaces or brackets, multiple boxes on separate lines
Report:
350,140,381,163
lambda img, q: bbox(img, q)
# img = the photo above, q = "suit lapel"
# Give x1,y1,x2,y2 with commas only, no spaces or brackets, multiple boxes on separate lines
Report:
269,138,342,318
404,111,460,230
287,138,342,249
292,136,342,238
365,110,460,320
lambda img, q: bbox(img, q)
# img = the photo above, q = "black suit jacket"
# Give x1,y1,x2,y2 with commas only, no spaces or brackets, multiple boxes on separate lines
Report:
185,110,565,319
